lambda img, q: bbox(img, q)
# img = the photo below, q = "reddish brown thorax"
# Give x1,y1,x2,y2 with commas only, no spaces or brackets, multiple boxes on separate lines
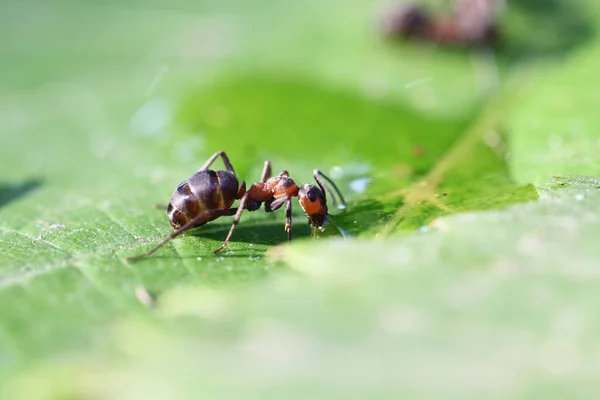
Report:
248,176,300,202
266,176,300,198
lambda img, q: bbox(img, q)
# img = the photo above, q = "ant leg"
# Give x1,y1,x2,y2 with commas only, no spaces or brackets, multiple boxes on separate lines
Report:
313,169,347,207
200,151,236,175
265,196,288,212
260,160,272,183
237,181,247,199
214,193,250,253
218,158,271,252
285,199,292,241
263,196,292,240
278,170,289,177
125,207,237,262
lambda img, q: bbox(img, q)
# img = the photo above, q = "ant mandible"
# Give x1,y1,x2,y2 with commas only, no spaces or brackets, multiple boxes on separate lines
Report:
126,151,346,261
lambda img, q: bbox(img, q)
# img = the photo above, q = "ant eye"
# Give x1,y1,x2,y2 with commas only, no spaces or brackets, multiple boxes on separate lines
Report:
307,190,317,202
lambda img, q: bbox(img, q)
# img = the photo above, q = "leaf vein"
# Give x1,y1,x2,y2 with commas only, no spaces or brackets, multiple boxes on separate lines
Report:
0,227,72,257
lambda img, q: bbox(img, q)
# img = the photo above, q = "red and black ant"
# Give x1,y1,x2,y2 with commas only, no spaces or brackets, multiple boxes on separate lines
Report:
380,1,500,47
126,151,346,261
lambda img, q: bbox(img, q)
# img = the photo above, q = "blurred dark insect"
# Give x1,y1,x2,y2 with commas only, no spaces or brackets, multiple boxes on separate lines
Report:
380,0,502,46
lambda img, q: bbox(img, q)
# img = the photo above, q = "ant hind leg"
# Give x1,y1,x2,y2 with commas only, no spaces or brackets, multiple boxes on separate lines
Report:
126,207,237,262
200,151,236,175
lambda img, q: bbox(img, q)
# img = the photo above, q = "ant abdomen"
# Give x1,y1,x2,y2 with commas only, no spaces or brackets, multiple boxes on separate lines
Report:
167,169,240,229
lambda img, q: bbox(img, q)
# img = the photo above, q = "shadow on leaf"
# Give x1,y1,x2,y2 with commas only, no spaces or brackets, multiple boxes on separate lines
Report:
333,198,402,237
0,179,43,209
188,219,313,248
500,0,596,61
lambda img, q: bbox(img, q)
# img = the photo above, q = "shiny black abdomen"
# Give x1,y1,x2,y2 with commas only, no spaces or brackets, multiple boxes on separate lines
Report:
167,169,239,229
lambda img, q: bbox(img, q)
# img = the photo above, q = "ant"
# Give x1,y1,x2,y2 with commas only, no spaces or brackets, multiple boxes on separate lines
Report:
126,151,346,262
380,1,499,47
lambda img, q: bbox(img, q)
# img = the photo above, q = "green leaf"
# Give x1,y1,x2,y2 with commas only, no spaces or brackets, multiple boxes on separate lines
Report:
507,43,600,183
2,0,600,397
5,177,600,398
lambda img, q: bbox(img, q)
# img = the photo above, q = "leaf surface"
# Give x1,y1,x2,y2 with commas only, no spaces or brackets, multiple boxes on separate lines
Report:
1,0,600,397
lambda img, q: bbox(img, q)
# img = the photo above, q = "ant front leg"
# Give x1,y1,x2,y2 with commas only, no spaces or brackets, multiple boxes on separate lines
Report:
200,151,236,175
265,196,293,241
264,196,288,212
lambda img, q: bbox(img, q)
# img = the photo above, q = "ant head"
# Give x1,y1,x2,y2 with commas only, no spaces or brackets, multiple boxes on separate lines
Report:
298,184,329,228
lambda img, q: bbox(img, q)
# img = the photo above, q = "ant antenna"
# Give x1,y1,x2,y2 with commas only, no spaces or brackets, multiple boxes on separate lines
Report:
329,217,349,239
314,170,347,208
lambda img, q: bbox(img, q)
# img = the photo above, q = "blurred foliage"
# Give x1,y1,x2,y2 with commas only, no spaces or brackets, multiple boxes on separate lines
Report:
1,0,600,398
500,0,597,59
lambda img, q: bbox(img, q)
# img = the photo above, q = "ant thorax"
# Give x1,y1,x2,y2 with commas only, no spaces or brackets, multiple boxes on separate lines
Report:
265,176,300,199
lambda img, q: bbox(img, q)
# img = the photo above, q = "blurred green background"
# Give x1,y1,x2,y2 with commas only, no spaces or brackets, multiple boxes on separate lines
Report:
2,0,600,398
